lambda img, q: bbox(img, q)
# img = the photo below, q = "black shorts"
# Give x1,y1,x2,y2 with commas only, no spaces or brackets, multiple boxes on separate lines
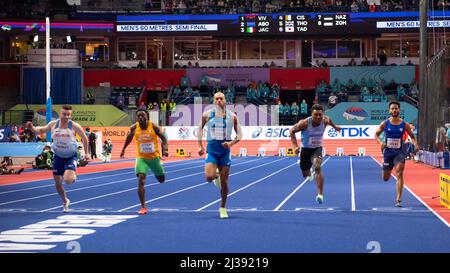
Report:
299,147,323,171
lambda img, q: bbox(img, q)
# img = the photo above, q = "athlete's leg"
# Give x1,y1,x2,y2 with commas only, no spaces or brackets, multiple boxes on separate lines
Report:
63,170,77,184
205,163,219,182
137,173,147,208
394,163,405,202
217,166,230,208
313,156,323,195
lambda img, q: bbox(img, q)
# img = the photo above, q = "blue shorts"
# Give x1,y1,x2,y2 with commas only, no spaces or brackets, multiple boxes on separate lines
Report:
53,154,78,176
205,143,231,167
382,149,406,171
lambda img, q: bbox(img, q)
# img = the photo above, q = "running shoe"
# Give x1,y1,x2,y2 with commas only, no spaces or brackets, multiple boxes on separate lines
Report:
138,207,149,215
316,194,324,204
219,207,228,219
63,198,70,213
395,200,402,208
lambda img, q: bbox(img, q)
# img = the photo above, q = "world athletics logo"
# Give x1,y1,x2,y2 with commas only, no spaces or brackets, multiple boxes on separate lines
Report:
178,127,190,140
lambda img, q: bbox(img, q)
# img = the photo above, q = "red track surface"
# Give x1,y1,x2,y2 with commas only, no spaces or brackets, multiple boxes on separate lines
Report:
372,155,450,227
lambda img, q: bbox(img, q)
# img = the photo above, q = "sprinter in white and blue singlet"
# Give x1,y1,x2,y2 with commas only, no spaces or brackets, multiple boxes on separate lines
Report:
375,101,418,207
27,105,90,212
289,104,341,204
198,92,242,219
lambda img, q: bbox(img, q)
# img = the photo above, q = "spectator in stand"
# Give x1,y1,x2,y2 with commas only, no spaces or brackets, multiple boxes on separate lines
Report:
328,92,338,108
300,99,308,116
370,57,379,66
406,60,414,66
387,79,398,92
290,102,299,117
283,102,291,116
377,48,388,65
397,84,406,101
8,126,20,142
346,79,356,92
410,80,419,100
117,93,125,110
348,58,357,66
361,57,371,66
321,60,329,67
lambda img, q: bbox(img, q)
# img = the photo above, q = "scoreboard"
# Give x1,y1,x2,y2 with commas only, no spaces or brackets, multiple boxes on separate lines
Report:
116,11,450,37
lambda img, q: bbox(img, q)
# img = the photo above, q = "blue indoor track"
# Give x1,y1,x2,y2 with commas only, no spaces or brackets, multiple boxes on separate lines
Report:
0,156,449,253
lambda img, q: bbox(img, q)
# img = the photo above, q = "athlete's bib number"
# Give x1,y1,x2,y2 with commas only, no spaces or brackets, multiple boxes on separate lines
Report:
140,143,155,154
386,138,401,149
309,137,323,147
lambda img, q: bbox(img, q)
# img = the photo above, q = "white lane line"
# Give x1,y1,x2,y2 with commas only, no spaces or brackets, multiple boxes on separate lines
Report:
273,157,331,211
350,156,356,212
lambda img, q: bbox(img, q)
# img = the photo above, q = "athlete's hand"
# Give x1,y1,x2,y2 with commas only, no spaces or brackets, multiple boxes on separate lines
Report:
380,143,386,149
162,150,169,157
198,146,205,156
84,154,91,161
222,142,232,149
120,150,125,159
294,146,300,155
335,126,342,133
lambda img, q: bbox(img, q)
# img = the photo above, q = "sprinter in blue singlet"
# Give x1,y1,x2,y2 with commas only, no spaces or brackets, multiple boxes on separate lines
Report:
375,101,418,207
198,92,242,219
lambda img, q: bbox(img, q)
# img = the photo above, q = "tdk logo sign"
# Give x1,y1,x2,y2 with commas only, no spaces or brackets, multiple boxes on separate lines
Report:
252,127,290,138
328,127,370,138
66,0,81,6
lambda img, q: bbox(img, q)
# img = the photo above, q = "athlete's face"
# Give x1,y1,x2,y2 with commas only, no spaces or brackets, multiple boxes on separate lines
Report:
59,109,72,123
214,93,226,108
311,110,323,124
137,111,148,124
389,104,400,118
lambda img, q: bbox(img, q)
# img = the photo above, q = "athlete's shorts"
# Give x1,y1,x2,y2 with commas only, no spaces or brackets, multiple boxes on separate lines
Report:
53,154,77,176
382,149,406,171
205,143,231,167
299,147,323,171
135,157,165,177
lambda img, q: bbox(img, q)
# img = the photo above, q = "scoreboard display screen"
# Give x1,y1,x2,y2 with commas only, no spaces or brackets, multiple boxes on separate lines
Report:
117,11,450,37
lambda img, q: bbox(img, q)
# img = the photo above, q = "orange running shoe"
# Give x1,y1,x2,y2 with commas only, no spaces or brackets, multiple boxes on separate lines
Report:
138,207,149,215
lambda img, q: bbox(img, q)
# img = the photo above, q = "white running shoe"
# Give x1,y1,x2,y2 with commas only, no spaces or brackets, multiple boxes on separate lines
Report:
316,194,323,204
63,198,70,213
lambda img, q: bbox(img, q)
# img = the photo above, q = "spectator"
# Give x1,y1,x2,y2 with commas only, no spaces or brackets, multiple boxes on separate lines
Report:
33,144,54,169
446,123,450,150
321,60,329,67
153,102,159,111
283,102,291,116
348,58,357,66
137,60,145,69
169,99,177,113
397,84,406,101
436,121,447,152
85,89,95,104
406,60,414,66
361,57,370,66
77,146,89,167
147,101,154,111
328,92,338,108
174,62,181,68
290,102,299,116
0,159,24,175
377,48,387,65
88,129,98,159
8,126,20,142
117,93,125,109
270,61,276,67
370,57,379,66
262,62,269,68
300,99,308,115
102,139,113,163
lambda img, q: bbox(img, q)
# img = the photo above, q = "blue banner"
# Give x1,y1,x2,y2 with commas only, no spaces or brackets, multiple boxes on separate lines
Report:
0,126,12,142
325,102,418,126
0,142,46,156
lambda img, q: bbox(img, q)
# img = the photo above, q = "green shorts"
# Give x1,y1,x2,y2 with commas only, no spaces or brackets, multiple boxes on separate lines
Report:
135,157,165,177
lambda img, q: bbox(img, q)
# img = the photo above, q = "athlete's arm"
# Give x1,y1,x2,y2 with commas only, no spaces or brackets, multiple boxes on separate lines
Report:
289,119,308,154
375,121,386,148
72,122,90,160
26,120,56,135
223,113,242,148
153,123,168,157
325,116,341,132
197,111,209,156
120,124,136,158
405,122,419,152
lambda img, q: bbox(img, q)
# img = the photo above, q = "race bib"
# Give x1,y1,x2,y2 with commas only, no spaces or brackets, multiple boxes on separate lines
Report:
386,138,401,149
140,143,155,154
309,137,323,147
